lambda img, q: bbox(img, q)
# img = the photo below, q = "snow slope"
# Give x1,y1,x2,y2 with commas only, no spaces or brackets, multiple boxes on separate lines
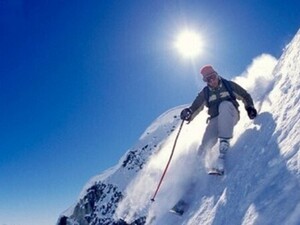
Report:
57,28,300,225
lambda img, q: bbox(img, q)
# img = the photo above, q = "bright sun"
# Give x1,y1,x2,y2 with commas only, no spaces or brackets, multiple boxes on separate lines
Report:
175,30,203,58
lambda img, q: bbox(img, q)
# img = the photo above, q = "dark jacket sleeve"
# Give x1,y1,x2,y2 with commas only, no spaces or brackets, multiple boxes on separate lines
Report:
230,81,254,108
188,88,206,121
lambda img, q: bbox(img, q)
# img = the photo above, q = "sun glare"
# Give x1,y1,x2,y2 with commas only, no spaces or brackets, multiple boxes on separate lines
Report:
175,30,203,58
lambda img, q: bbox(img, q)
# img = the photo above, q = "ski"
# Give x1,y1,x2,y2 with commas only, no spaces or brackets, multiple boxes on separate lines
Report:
208,168,224,176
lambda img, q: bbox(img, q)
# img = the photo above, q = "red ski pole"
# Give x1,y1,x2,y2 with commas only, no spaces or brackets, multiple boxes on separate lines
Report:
151,119,185,201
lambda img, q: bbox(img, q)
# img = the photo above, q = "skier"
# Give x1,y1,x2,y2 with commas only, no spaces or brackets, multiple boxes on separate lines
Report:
180,65,257,175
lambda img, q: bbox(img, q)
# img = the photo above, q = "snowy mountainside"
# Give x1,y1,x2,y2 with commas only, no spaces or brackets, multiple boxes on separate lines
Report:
58,28,300,225
57,106,188,225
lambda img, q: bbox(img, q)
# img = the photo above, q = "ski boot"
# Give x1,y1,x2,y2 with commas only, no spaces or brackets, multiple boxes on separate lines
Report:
209,139,229,176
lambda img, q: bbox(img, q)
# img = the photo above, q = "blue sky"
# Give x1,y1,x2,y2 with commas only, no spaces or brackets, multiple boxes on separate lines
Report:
0,1,299,224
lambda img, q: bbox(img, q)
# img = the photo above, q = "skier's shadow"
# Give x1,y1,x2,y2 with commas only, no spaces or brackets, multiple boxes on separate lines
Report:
207,111,300,225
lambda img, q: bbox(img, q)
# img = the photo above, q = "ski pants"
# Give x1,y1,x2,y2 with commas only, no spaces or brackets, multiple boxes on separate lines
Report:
198,101,239,154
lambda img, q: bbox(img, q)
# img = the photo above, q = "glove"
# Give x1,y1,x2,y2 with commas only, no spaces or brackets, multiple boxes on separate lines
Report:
246,106,257,119
180,108,192,121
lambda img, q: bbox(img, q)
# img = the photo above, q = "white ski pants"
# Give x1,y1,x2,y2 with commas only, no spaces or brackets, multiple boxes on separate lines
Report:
198,101,239,154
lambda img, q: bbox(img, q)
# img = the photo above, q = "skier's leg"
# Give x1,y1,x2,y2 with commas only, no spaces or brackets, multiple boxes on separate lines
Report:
214,138,229,173
218,101,239,139
215,101,240,172
197,117,218,157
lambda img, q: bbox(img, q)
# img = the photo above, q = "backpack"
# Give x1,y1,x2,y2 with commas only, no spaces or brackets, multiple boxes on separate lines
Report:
203,77,236,108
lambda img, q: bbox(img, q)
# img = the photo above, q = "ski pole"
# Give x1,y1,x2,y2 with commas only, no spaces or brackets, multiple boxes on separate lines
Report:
151,119,185,202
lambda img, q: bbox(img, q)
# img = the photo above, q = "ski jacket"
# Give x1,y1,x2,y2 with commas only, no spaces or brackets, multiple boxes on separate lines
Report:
188,77,255,120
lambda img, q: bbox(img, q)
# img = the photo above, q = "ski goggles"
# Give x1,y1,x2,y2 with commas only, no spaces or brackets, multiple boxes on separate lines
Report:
203,73,218,83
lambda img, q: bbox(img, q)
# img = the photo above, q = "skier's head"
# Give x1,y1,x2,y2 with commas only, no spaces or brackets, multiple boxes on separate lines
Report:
200,65,219,87
200,65,217,80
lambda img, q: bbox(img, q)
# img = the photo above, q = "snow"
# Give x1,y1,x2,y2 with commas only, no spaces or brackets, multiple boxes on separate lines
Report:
61,29,300,225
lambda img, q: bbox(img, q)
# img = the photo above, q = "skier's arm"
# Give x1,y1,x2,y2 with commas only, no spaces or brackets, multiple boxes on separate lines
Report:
230,81,254,108
188,89,206,121
230,81,257,119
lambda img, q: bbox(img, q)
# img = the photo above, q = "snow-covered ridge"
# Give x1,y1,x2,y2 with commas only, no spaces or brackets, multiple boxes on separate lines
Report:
57,28,300,225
